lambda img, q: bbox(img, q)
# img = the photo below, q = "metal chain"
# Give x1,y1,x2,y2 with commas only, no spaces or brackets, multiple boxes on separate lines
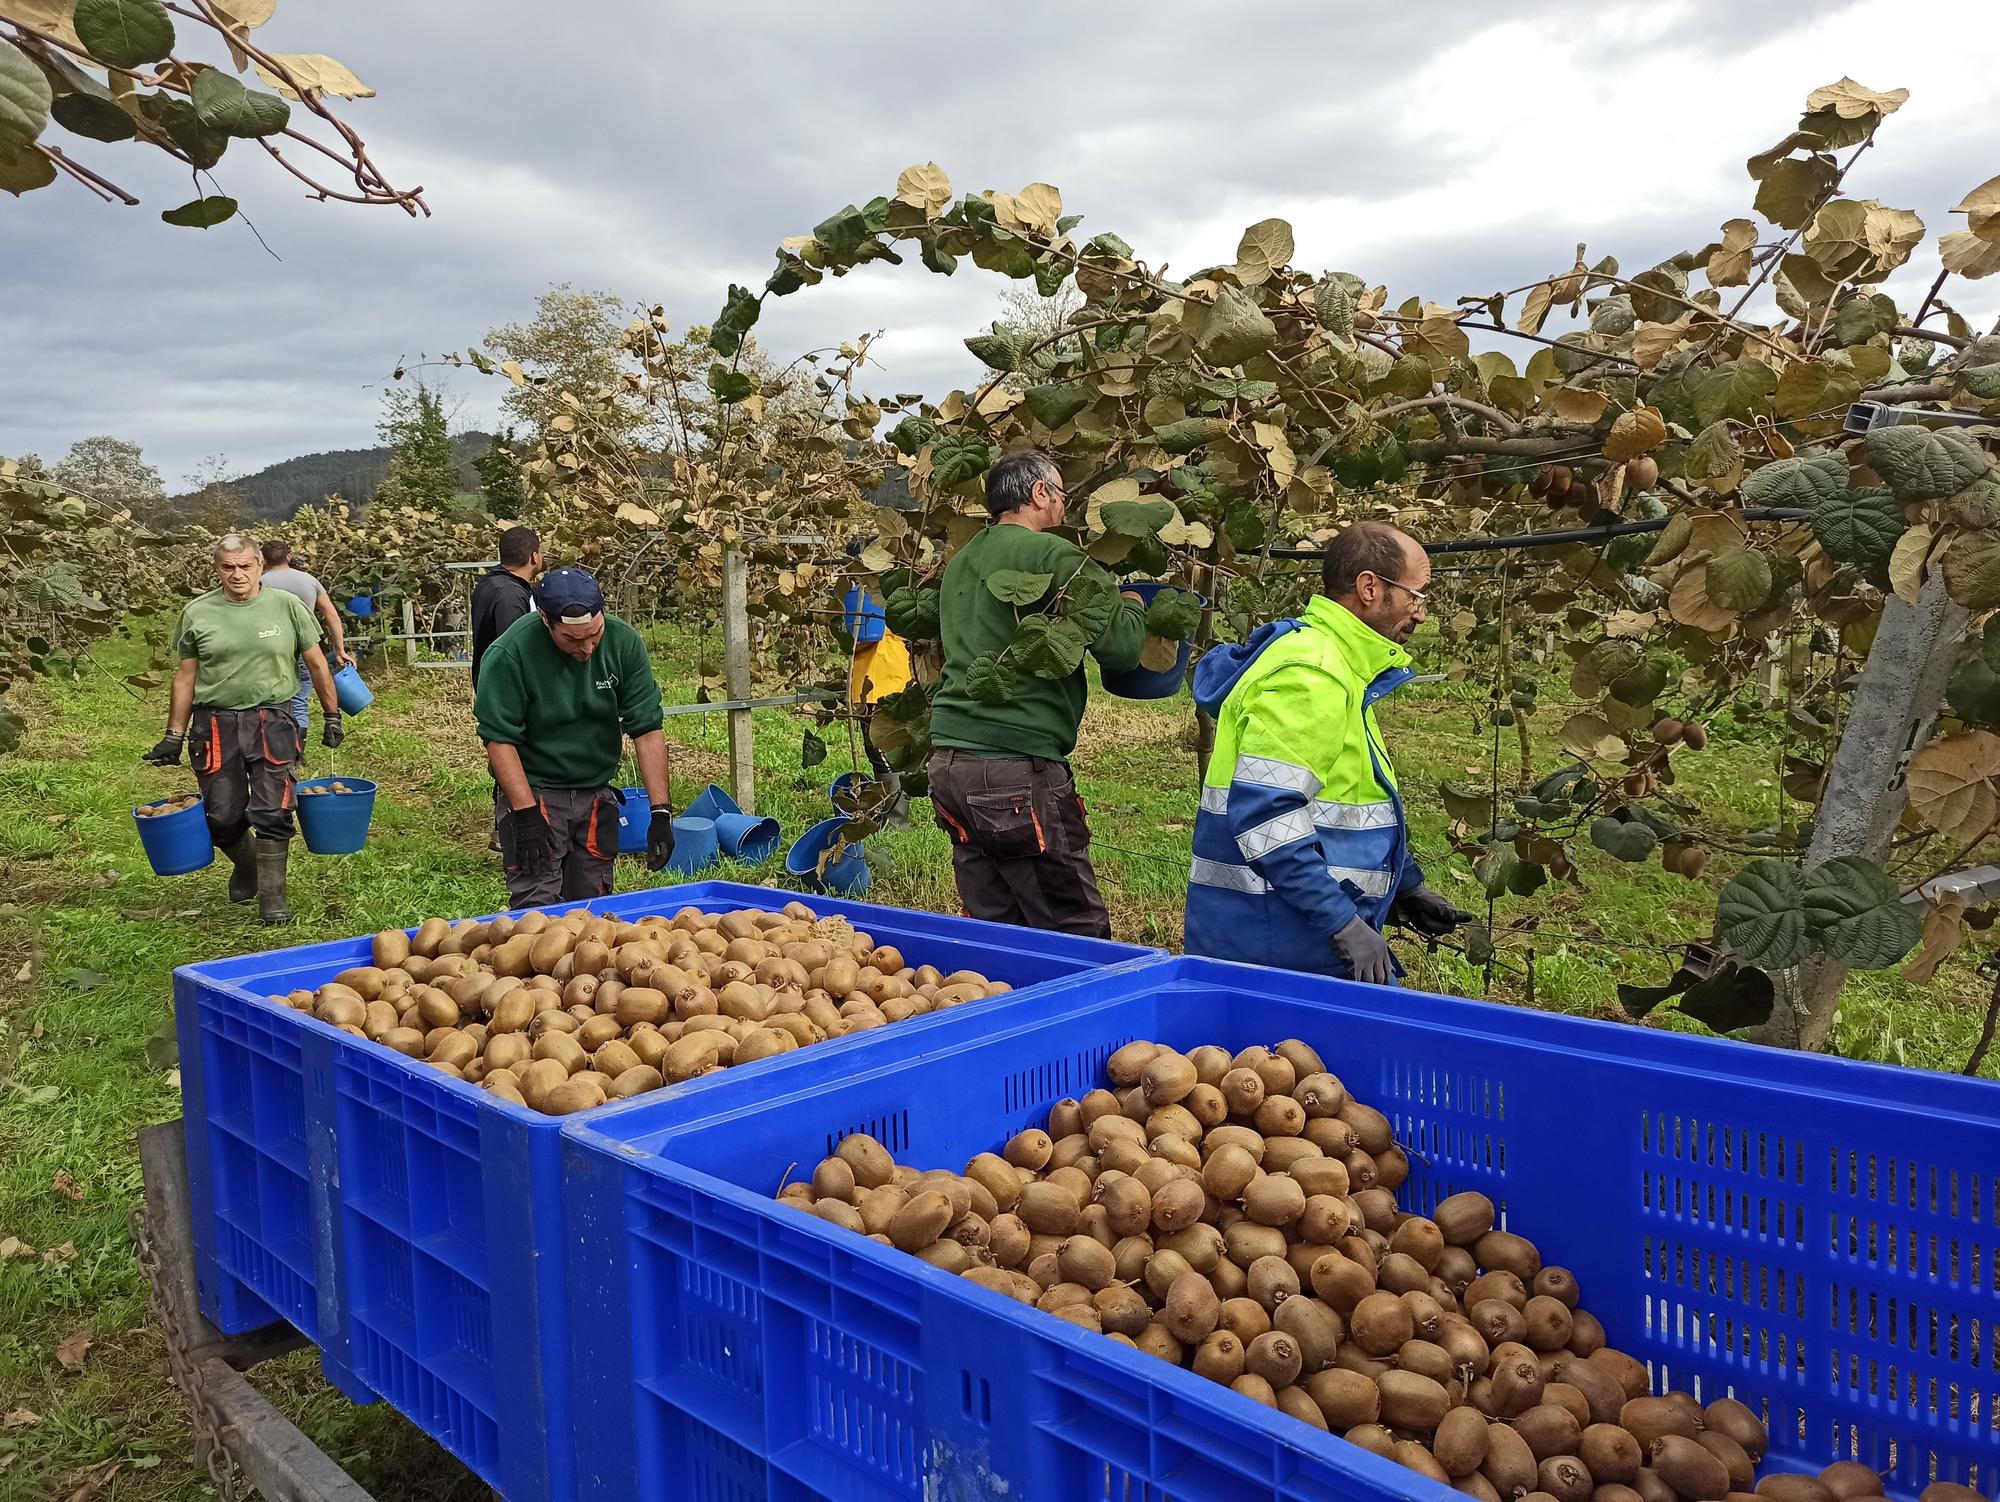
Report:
128,1203,244,1501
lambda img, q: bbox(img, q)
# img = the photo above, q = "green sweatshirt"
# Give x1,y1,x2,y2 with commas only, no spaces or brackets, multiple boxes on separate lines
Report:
473,612,664,788
930,522,1146,761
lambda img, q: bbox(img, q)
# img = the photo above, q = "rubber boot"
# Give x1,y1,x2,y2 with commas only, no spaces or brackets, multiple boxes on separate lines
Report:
224,832,258,904
254,836,292,925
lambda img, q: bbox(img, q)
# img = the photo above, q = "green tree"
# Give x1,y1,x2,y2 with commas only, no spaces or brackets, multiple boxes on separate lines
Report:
471,429,527,519
485,283,643,439
374,383,457,512
52,434,162,507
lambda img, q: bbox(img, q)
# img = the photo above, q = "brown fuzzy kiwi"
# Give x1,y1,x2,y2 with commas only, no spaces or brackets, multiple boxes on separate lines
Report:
1757,1477,1835,1502
1056,1235,1117,1291
1218,1295,1272,1342
1225,1220,1289,1270
1048,1303,1101,1332
1540,1456,1595,1502
1541,1383,1590,1427
1045,1097,1085,1138
1532,1266,1580,1309
1476,1230,1543,1281
1093,1175,1153,1239
1277,1385,1329,1432
1395,1442,1453,1484
1219,1067,1266,1118
1254,1096,1308,1139
1703,1399,1767,1461
1649,1435,1730,1502
1309,1250,1373,1313
1163,1269,1222,1344
1917,1488,1987,1502
1201,1143,1259,1201
1298,1194,1352,1245
1292,1071,1348,1117
1345,1150,1382,1194
1437,1317,1491,1377
1159,1223,1224,1275
1398,1339,1457,1387
1434,1191,1497,1246
1695,1431,1755,1493
1434,1406,1492,1477
1242,1173,1307,1228
1045,1164,1094,1205
1142,1248,1194,1301
1389,1216,1445,1270
1106,1040,1160,1086
1247,1254,1300,1312
1093,1283,1153,1336
1817,1463,1883,1500
1191,1329,1247,1384
1491,1353,1546,1419
1522,1296,1575,1352
1553,1358,1626,1427
987,1213,1032,1269
1305,1366,1380,1428
1661,1391,1705,1427
1483,1419,1540,1496
1350,1291,1414,1356
1373,1145,1411,1192
1141,1050,1198,1105
1335,1341,1391,1381
1263,1138,1325,1176
1017,1181,1080,1236
1336,1098,1393,1154
1472,1298,1528,1348
1272,1295,1342,1372
1596,1488,1647,1502
1620,1396,1699,1448
1566,1309,1607,1357
1579,1424,1643,1485
1133,1323,1182,1363
1345,1423,1397,1460
1272,1037,1327,1077
1401,1287,1445,1343
1587,1348,1650,1402
1378,1251,1433,1296
1245,1330,1304,1389
1037,1281,1093,1312
887,1191,954,1252
1209,1256,1248,1301
1150,1177,1206,1234
1186,1043,1234,1086
1468,1270,1529,1309
1514,1404,1583,1461
1376,1369,1450,1431
1231,1372,1279,1407
1458,1474,1504,1502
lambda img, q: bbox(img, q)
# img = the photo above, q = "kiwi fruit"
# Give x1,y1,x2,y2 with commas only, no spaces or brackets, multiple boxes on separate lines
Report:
1540,1456,1595,1502
1397,1338,1457,1387
1515,1404,1584,1461
1588,1347,1651,1402
1378,1369,1451,1431
1093,1283,1152,1336
1758,1479,1835,1502
1472,1298,1528,1348
1621,1395,1699,1448
1484,1419,1541,1497
1396,1441,1453,1483
1817,1464,1883,1499
1191,1329,1246,1384
1230,1372,1278,1407
1142,1050,1198,1105
1435,1405,1492,1476
1523,1295,1575,1352
1553,1354,1626,1425
1347,1422,1397,1459
1704,1398,1767,1461
1150,1178,1206,1233
1245,1330,1304,1389
1580,1423,1643,1484
1272,1293,1341,1371
1163,1270,1222,1343
1650,1434,1730,1501
1202,1144,1260,1201
1695,1431,1755,1493
1310,1250,1374,1312
1218,1296,1271,1343
1056,1234,1117,1291
1541,1383,1591,1427
1017,1181,1080,1236
1468,1270,1529,1309
1566,1309,1607,1357
1476,1230,1543,1281
1105,1040,1159,1086
1597,1488,1647,1502
1351,1290,1415,1356
1433,1190,1497,1245
1305,1366,1380,1428
1242,1173,1307,1228
1246,1254,1300,1311
1458,1474,1505,1502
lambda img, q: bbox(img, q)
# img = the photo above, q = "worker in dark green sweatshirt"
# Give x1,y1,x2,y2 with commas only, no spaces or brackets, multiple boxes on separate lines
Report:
928,450,1146,938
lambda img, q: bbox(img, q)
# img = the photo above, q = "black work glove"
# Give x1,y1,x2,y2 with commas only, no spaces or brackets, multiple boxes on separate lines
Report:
143,731,184,767
646,805,676,872
1390,885,1474,937
322,711,345,750
509,803,553,876
1332,915,1396,986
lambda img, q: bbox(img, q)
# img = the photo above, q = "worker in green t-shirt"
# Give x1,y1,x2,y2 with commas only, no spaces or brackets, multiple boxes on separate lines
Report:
472,567,675,908
144,534,344,923
928,450,1146,938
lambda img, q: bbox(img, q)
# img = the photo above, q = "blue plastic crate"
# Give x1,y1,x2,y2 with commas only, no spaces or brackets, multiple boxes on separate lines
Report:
175,879,1157,1502
562,954,2000,1502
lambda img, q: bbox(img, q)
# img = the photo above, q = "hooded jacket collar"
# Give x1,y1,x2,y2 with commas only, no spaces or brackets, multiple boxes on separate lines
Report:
1307,595,1410,683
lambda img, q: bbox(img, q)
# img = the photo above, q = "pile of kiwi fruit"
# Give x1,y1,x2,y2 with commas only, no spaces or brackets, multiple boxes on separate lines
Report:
265,902,1009,1117
136,794,201,817
781,1036,1973,1502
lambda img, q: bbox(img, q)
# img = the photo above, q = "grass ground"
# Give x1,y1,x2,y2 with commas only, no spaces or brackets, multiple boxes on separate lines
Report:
0,626,1989,1499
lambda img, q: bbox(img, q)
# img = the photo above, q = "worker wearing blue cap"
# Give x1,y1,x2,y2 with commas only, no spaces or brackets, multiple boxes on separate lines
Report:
473,566,675,906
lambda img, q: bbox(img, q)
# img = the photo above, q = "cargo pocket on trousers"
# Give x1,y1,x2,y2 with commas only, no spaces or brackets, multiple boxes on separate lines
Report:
958,787,1049,860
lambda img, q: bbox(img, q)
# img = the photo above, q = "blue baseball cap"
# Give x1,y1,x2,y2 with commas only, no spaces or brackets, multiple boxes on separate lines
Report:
535,566,605,623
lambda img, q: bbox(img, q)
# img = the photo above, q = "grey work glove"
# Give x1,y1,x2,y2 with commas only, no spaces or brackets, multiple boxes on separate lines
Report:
1390,886,1474,937
322,711,345,750
1332,915,1396,986
144,731,184,767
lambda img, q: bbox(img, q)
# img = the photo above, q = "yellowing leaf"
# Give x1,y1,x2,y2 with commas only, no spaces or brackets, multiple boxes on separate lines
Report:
1950,172,2000,243
1805,77,1909,119
1158,512,1214,548
1940,229,2000,281
1559,711,1626,761
1669,565,1738,632
1549,387,1610,424
1888,523,1937,605
894,161,951,216
1707,218,1758,287
255,53,374,101
498,359,526,388
1084,475,1141,534
1631,317,1692,372
209,0,275,30
1,0,82,47
1603,405,1666,461
1250,420,1296,487
1234,217,1294,286
1901,891,1967,984
1013,181,1062,234
1517,282,1555,338
1907,730,2000,842
613,501,660,527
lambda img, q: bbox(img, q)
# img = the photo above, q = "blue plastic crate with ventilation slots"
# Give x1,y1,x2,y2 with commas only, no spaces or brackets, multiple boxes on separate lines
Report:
173,880,1158,1502
560,954,2000,1502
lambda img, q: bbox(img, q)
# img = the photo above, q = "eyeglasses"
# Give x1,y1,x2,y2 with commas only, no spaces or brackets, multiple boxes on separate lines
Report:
1371,573,1428,607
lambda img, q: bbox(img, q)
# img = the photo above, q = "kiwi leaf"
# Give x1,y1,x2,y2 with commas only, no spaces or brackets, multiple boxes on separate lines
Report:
1716,858,1807,968
1801,856,1923,970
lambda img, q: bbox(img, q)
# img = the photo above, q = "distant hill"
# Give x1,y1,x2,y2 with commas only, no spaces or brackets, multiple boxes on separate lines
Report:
196,432,498,521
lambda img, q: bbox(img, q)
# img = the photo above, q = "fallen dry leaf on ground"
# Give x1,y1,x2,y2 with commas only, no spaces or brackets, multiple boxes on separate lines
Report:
55,1329,92,1369
50,1171,83,1201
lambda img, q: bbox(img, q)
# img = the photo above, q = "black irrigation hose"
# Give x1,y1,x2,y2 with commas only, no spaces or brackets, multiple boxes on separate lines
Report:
1262,507,1810,560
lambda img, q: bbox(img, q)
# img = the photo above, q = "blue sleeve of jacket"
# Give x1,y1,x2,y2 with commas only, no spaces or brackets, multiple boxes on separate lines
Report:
1226,666,1357,939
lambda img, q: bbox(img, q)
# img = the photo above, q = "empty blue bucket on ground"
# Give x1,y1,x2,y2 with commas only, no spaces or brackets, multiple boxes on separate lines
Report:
1101,580,1201,701
295,778,376,855
786,816,870,896
685,783,741,823
332,663,373,715
133,797,213,876
666,816,718,876
615,787,651,854
713,810,782,864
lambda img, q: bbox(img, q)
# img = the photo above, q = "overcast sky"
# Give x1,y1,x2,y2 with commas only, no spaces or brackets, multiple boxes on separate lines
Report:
3,0,1996,488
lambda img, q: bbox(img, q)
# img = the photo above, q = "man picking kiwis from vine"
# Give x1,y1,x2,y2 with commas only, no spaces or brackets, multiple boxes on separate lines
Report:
1184,521,1471,983
473,566,676,907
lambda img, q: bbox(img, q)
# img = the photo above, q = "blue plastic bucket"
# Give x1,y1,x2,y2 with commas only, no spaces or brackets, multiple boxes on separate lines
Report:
1101,580,1201,701
332,662,373,715
133,796,214,875
295,777,376,855
615,787,651,855
713,810,782,864
665,816,718,877
827,771,864,804
346,595,374,618
785,816,871,896
684,783,741,823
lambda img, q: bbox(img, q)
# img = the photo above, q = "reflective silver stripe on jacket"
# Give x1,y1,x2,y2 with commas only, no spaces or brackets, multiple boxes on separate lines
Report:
1199,783,1395,831
1235,806,1317,862
1233,754,1321,797
1190,858,1394,899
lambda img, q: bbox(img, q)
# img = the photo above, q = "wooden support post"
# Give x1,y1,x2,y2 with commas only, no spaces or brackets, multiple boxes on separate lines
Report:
721,545,756,814
1761,634,1783,707
401,600,417,667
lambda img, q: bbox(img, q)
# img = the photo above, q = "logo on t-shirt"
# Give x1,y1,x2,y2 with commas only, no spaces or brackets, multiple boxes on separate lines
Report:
258,628,281,639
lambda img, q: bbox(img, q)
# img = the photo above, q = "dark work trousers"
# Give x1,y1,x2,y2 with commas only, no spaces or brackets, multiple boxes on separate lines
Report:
928,748,1112,939
188,705,300,845
495,785,622,908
